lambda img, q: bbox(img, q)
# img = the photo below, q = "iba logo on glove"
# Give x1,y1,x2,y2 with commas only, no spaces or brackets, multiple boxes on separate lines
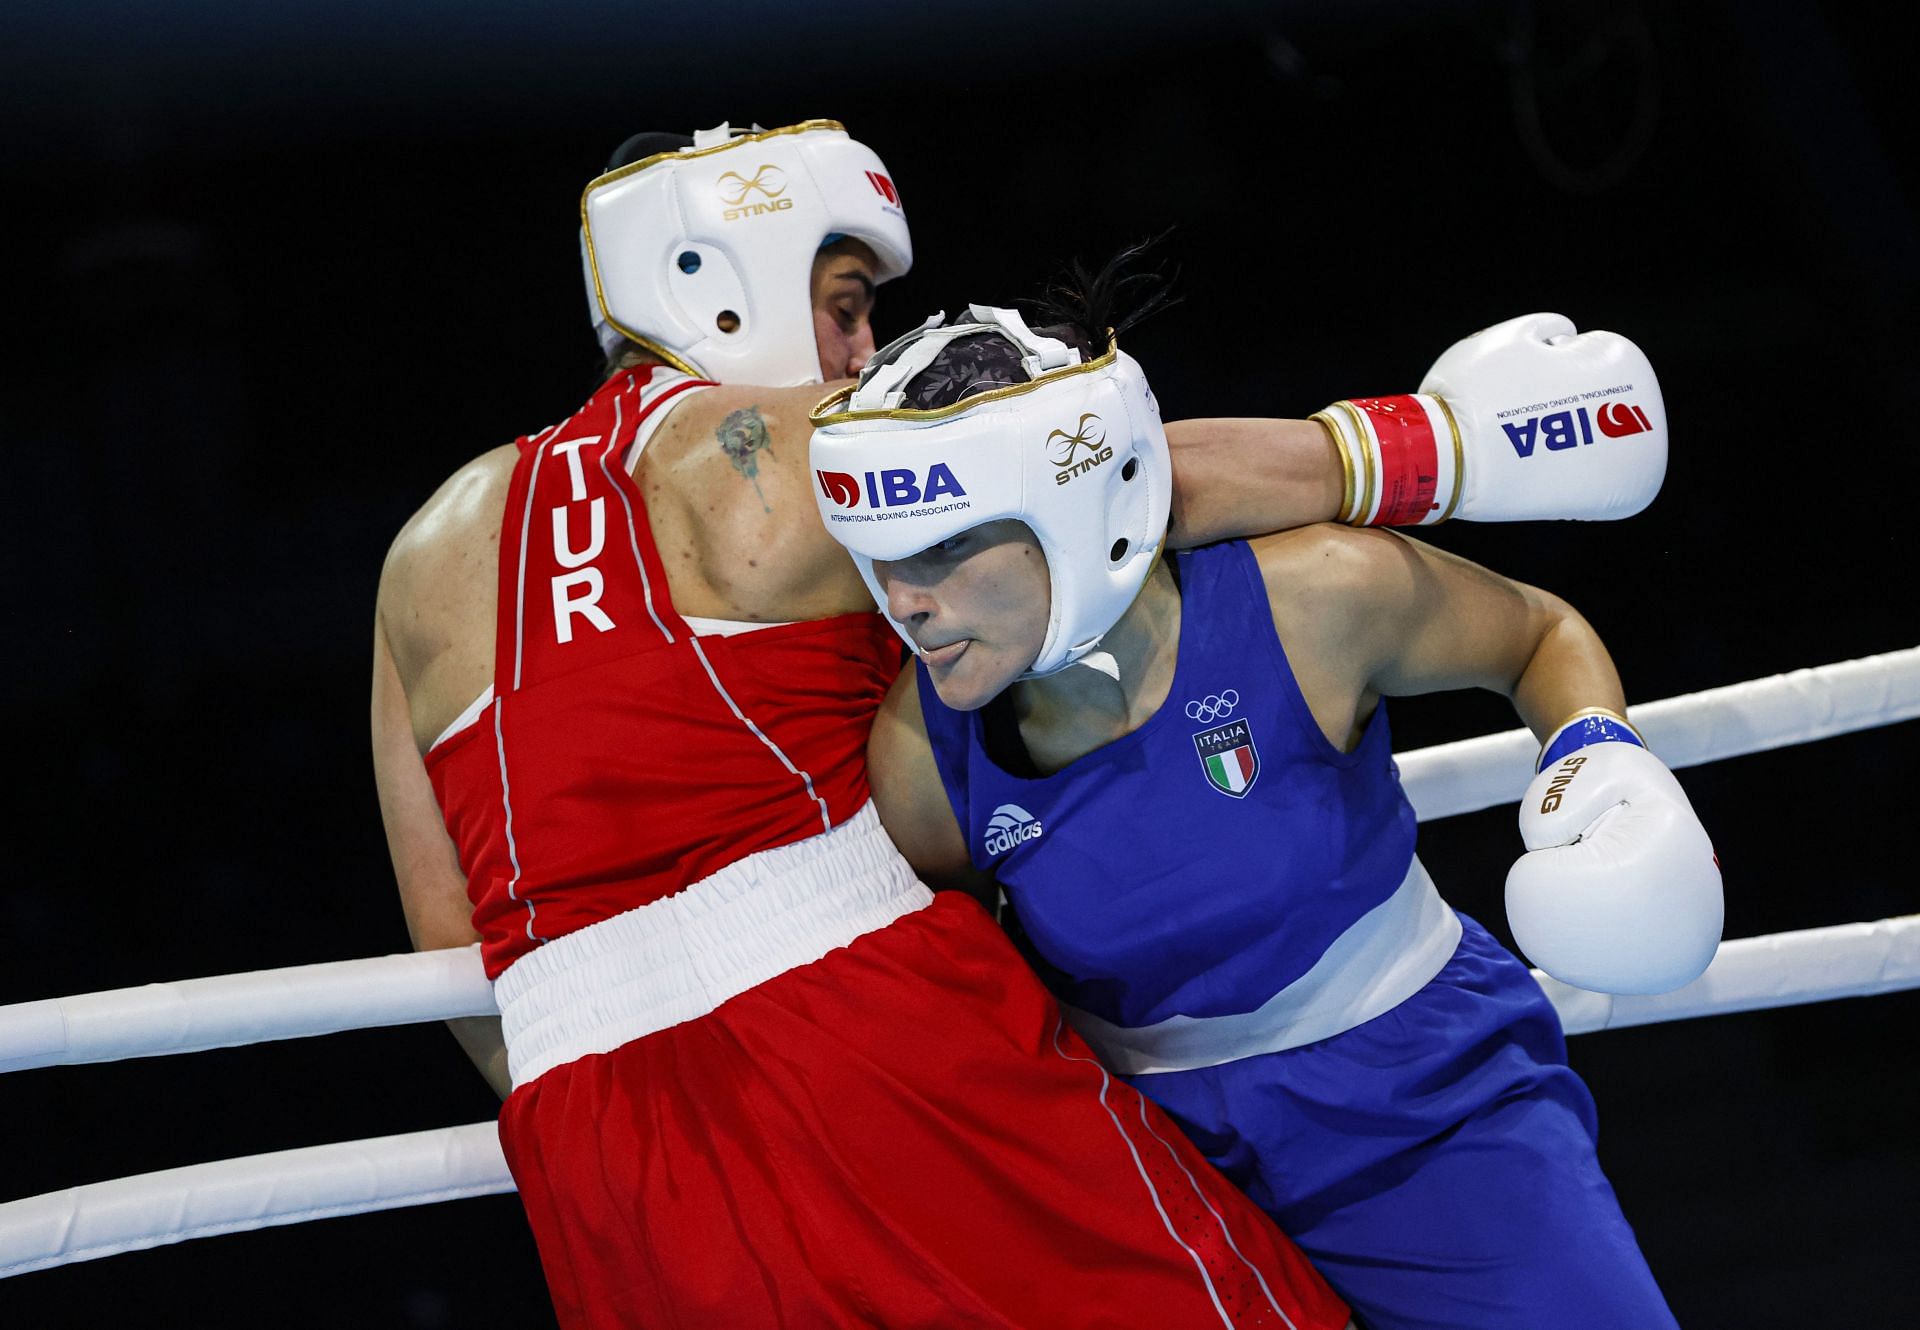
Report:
1596,402,1654,436
1501,397,1654,458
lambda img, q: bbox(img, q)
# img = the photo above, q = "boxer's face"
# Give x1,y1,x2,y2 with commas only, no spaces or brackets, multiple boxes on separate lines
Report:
811,237,880,381
875,520,1051,711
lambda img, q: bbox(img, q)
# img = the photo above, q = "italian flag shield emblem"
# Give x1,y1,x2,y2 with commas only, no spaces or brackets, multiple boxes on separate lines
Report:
1193,719,1260,798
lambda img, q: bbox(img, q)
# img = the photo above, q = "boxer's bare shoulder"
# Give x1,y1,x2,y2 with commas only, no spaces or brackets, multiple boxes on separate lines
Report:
1250,524,1410,636
1248,524,1415,752
377,443,517,751
634,381,872,622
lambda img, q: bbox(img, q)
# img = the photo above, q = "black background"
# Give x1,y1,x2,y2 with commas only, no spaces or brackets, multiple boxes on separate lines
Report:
2,1,1914,1325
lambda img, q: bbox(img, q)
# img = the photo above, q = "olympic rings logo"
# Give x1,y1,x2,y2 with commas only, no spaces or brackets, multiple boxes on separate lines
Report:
1185,689,1240,723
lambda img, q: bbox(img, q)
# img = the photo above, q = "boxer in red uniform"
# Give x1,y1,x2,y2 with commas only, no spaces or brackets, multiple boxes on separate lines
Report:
371,121,1667,1327
376,120,1350,1330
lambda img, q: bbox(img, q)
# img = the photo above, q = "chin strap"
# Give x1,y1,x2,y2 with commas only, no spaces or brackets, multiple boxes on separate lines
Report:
1075,651,1122,682
1057,545,1170,685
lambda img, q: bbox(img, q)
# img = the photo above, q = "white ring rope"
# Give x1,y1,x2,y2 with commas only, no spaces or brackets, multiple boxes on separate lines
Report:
0,945,496,1075
3,648,1915,1276
0,1123,513,1279
1399,646,1920,822
1546,913,1918,1034
5,917,1915,1278
7,650,1912,1074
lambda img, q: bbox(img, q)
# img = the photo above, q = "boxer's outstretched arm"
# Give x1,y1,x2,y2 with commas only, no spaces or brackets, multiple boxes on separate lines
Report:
1171,313,1669,544
1254,526,1717,996
1165,417,1344,548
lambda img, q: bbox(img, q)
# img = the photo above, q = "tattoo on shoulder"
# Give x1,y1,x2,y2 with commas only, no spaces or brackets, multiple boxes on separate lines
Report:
716,406,775,513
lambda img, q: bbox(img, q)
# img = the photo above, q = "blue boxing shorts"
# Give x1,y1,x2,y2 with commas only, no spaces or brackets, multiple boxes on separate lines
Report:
1133,912,1680,1330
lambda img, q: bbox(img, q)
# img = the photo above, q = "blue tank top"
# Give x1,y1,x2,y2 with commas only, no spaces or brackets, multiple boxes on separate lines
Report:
918,539,1418,1029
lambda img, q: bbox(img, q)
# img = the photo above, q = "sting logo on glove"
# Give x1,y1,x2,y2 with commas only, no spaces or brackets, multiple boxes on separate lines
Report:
1538,754,1588,814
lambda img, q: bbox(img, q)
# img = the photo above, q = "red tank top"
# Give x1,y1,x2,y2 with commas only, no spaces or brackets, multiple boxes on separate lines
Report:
426,367,903,978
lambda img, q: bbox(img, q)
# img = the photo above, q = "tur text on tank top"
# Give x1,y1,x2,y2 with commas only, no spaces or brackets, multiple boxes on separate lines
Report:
425,366,903,978
917,540,1418,1029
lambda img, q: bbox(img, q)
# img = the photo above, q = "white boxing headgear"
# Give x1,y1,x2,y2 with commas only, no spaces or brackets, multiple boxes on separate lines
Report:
581,120,912,386
809,306,1171,678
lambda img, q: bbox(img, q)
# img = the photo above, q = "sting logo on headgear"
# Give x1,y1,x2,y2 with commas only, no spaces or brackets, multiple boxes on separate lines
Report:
1049,413,1114,485
718,165,794,222
865,170,899,206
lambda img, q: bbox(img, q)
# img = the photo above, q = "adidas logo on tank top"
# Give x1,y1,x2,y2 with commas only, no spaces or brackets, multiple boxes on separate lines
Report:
982,804,1045,857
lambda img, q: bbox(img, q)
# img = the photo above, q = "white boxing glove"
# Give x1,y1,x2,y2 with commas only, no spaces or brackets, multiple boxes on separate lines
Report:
1506,711,1722,995
1314,313,1667,526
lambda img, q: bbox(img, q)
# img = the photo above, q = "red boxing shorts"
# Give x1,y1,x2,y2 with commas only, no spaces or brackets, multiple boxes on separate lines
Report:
495,805,1346,1329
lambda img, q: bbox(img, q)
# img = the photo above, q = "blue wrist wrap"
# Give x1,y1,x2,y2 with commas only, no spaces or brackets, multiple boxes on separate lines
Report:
1537,713,1644,773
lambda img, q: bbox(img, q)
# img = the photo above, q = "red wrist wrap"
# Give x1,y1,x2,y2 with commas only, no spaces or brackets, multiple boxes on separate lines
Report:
1351,395,1440,526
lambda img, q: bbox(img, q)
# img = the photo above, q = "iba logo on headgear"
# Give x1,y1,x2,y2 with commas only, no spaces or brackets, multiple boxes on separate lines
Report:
718,165,793,221
1048,413,1114,485
816,470,861,508
815,466,970,518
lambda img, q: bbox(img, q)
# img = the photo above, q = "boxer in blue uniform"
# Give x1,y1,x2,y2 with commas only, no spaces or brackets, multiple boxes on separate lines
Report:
809,275,1722,1329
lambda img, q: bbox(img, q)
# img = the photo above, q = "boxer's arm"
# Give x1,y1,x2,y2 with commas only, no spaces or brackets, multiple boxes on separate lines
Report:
867,668,997,909
1252,525,1625,753
372,606,510,1100
1163,309,1669,546
1164,417,1344,548
1352,534,1624,733
1262,529,1718,994
1355,541,1721,994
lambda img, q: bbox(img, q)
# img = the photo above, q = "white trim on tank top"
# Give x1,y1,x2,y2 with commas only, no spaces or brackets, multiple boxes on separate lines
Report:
1061,856,1463,1077
428,616,796,754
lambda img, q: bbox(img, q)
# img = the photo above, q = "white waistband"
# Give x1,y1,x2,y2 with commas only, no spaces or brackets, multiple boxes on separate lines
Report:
493,801,933,1088
1063,856,1463,1077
